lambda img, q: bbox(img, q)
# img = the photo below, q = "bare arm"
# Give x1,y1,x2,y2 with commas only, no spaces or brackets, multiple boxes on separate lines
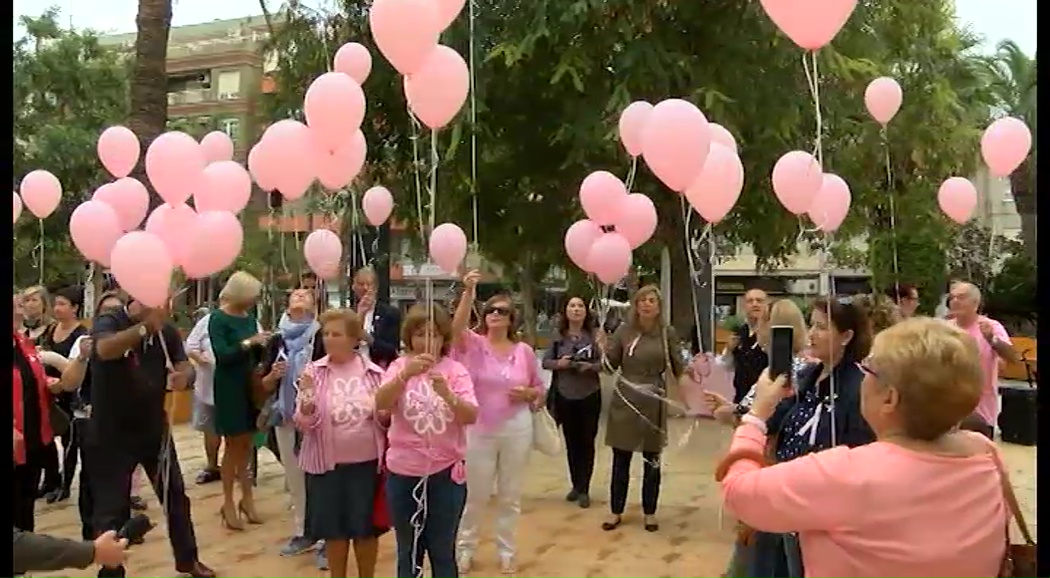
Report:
451,285,476,348
94,314,146,361
375,371,409,412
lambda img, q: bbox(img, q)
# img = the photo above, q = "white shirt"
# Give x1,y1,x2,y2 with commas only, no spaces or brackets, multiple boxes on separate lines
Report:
185,316,216,405
359,307,375,362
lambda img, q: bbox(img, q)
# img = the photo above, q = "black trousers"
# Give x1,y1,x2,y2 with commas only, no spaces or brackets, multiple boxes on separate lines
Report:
555,390,602,495
13,449,45,532
609,448,662,516
39,439,63,492
75,420,97,540
89,435,199,577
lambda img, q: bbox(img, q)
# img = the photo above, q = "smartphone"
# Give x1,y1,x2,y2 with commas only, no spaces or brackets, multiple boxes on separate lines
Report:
769,325,794,385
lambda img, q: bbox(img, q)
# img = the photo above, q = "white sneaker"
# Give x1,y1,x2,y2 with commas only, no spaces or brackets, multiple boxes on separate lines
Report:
457,550,474,574
499,554,516,575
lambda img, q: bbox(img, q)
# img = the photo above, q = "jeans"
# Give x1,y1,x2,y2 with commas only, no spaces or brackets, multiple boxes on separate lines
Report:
458,410,532,559
609,448,662,516
387,466,467,578
725,539,756,577
555,390,601,495
748,531,804,578
275,424,307,537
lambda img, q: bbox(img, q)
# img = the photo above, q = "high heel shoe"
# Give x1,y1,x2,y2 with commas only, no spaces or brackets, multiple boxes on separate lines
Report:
220,504,245,531
239,500,263,525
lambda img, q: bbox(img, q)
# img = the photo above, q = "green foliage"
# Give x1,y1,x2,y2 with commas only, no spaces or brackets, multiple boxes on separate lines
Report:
13,10,130,288
985,253,1037,324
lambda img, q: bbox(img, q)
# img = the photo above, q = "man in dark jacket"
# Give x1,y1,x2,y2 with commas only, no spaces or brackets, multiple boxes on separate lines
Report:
13,529,126,576
722,289,770,403
346,267,401,367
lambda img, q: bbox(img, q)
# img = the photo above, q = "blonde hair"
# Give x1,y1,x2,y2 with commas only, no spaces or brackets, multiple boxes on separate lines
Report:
758,299,808,355
853,293,902,335
868,317,983,441
628,285,664,330
219,271,262,304
20,285,52,322
319,308,364,342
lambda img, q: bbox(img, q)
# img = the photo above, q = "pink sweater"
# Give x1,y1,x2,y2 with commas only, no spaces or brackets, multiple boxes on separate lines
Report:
722,424,1007,577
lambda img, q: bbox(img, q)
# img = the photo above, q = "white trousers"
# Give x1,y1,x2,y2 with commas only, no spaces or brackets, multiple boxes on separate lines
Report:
457,409,533,558
274,423,307,537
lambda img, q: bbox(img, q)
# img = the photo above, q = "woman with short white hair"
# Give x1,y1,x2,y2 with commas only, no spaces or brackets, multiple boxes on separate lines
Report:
209,271,270,531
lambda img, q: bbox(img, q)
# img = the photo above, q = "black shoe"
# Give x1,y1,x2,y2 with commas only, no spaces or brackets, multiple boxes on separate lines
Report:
130,496,148,511
601,515,622,531
577,493,591,509
175,560,216,578
195,468,221,485
565,489,580,502
644,516,659,532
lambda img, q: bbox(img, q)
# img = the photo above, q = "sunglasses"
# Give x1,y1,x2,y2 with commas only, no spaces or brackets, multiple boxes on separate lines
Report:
858,356,878,378
485,306,512,317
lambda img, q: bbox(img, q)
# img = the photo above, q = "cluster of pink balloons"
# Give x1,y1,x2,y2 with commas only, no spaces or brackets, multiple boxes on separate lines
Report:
17,170,63,224
369,0,470,130
302,186,397,279
771,151,852,233
71,126,248,306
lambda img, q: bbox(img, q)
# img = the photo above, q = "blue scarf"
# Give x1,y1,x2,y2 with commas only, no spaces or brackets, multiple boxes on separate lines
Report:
276,312,319,423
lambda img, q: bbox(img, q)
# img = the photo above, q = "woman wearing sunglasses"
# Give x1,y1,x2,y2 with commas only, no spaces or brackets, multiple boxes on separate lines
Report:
451,270,545,575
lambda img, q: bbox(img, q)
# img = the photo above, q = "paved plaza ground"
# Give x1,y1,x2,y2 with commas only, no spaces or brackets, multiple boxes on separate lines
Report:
34,406,1036,578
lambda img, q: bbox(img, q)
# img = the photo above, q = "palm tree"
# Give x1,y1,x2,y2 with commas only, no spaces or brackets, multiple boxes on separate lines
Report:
984,40,1037,260
127,0,173,210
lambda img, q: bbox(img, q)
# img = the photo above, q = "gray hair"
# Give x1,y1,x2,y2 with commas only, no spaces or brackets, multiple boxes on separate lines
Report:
956,281,982,304
219,271,262,303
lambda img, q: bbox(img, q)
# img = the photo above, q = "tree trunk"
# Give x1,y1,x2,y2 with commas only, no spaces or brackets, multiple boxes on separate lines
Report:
667,200,712,352
1010,159,1037,262
127,0,173,210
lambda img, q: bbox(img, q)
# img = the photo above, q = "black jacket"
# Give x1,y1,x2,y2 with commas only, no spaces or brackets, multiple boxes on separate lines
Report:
13,529,96,575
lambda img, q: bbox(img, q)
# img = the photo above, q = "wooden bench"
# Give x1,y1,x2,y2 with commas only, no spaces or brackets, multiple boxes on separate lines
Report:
999,336,1037,384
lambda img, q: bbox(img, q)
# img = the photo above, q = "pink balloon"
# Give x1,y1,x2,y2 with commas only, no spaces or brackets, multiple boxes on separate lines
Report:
145,131,206,206
771,150,822,215
641,99,711,192
200,131,235,164
247,141,278,193
369,0,440,75
685,143,745,224
617,101,654,157
263,120,317,200
435,0,466,30
333,42,373,85
97,126,140,179
316,131,367,192
564,219,603,271
610,194,658,249
93,178,149,231
303,229,344,280
19,170,62,219
69,201,123,266
145,203,198,268
579,171,628,226
586,232,633,285
807,173,851,233
759,0,858,51
196,161,252,214
14,193,22,224
182,212,245,279
864,77,903,125
305,72,366,153
429,222,468,275
981,117,1032,177
709,123,739,155
404,45,470,130
937,177,978,225
110,231,174,308
362,186,395,226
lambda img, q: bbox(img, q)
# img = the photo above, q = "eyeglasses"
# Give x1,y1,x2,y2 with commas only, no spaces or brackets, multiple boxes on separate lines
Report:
485,306,511,317
858,356,878,378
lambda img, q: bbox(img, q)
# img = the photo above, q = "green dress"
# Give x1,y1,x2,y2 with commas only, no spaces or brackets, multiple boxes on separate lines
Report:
208,309,259,436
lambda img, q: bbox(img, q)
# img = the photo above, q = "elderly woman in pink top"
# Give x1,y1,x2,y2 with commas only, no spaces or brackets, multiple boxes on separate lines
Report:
718,317,1027,577
450,271,545,575
376,304,478,578
295,309,387,578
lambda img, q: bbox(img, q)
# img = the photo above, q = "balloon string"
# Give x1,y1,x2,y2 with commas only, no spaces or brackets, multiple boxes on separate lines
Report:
801,51,825,167
37,219,45,285
625,156,639,192
882,127,900,299
409,105,427,252
680,198,707,352
468,0,479,251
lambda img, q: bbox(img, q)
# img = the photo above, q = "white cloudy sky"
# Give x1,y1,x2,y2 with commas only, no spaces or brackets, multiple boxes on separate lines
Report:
12,0,1038,56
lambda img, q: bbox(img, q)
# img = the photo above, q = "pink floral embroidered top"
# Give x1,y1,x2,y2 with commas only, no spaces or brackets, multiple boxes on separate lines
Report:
452,330,544,432
722,424,1007,577
294,354,386,475
383,355,477,481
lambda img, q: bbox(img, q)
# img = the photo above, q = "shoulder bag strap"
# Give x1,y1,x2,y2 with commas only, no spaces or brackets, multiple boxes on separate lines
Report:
989,447,1035,545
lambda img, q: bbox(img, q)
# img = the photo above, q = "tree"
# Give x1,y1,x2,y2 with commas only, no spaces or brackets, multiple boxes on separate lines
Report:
127,0,173,210
982,40,1037,260
13,10,130,288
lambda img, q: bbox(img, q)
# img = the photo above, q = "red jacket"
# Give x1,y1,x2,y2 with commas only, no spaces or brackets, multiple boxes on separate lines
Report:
13,331,54,465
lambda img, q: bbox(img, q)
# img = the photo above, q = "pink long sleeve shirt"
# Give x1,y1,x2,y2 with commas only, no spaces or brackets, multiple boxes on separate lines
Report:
722,424,1007,577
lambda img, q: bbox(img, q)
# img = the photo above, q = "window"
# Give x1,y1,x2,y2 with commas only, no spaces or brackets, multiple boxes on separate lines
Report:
220,118,241,142
216,70,241,99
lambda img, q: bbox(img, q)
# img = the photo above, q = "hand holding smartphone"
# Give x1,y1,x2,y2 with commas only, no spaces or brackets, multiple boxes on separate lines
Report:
769,325,795,389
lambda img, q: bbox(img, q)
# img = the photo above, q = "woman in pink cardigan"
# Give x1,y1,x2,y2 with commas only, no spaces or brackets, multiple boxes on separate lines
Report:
295,309,388,578
718,317,1022,577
